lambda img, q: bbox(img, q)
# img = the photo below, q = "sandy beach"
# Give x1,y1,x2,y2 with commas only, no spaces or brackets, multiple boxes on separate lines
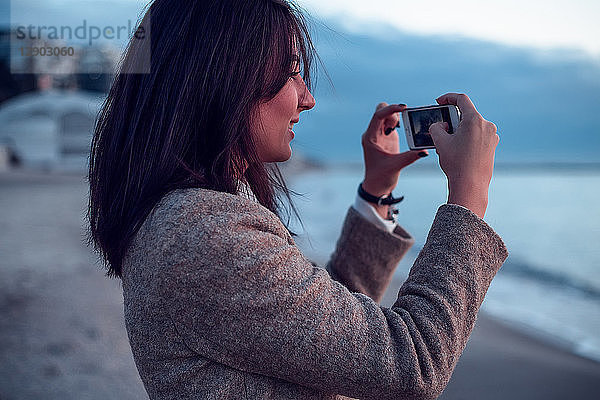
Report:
1,168,599,400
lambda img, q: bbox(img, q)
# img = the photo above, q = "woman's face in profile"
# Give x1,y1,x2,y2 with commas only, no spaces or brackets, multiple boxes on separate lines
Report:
253,61,316,163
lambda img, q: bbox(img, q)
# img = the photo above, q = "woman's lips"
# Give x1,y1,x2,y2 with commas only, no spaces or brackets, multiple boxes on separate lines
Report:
289,119,298,138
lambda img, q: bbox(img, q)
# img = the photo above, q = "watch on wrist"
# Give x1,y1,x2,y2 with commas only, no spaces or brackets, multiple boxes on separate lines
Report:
357,182,404,206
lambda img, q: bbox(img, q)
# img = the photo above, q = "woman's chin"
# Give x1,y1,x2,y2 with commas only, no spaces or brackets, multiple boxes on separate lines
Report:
278,148,292,162
262,147,292,163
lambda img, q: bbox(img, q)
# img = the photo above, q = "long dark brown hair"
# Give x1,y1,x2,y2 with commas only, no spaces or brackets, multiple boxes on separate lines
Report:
86,0,320,278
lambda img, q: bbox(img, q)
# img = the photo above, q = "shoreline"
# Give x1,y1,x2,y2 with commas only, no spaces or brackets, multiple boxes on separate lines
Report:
382,274,600,399
280,156,600,175
383,273,600,366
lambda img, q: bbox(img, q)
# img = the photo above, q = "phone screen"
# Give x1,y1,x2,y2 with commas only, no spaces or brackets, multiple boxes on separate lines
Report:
408,107,454,147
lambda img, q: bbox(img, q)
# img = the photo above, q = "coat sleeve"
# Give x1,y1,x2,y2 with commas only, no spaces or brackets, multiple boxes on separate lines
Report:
157,198,508,400
322,206,415,304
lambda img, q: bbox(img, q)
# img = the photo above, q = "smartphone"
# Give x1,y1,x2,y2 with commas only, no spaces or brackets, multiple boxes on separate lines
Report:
402,105,461,150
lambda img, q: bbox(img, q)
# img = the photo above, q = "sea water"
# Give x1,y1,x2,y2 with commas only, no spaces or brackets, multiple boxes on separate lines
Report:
286,165,600,363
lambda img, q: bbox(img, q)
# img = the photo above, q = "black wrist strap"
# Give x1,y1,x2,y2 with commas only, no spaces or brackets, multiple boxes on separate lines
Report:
358,182,404,206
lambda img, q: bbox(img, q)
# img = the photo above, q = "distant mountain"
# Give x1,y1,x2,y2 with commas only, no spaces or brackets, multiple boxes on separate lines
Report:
292,21,600,165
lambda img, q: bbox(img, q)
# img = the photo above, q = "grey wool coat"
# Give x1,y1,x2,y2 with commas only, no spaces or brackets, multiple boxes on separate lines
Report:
121,186,508,400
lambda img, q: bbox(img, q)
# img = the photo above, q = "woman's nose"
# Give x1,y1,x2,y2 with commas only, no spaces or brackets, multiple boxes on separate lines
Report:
299,84,316,111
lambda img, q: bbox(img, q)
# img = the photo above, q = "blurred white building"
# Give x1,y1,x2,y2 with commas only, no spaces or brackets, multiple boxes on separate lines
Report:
0,89,105,171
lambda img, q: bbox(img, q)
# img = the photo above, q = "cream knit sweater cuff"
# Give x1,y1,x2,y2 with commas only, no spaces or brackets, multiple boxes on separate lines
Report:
352,192,397,234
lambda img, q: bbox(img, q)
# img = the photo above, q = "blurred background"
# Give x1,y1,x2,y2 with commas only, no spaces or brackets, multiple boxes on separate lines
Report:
1,0,599,399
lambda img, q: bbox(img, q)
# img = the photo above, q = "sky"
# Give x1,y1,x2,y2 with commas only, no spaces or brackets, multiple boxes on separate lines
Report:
298,0,600,60
6,0,600,60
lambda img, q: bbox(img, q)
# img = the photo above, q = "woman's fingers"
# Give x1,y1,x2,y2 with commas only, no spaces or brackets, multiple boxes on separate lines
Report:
376,102,402,132
365,103,406,140
375,104,404,129
436,93,478,117
375,102,387,111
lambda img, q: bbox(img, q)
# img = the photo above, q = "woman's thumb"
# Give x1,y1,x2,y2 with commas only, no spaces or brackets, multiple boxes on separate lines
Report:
393,150,424,169
429,122,449,145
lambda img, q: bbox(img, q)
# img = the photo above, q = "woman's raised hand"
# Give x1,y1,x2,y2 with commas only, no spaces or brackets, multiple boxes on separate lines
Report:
361,102,428,197
428,93,500,219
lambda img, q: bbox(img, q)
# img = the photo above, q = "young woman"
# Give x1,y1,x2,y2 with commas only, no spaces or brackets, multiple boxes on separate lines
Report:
87,1,508,399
